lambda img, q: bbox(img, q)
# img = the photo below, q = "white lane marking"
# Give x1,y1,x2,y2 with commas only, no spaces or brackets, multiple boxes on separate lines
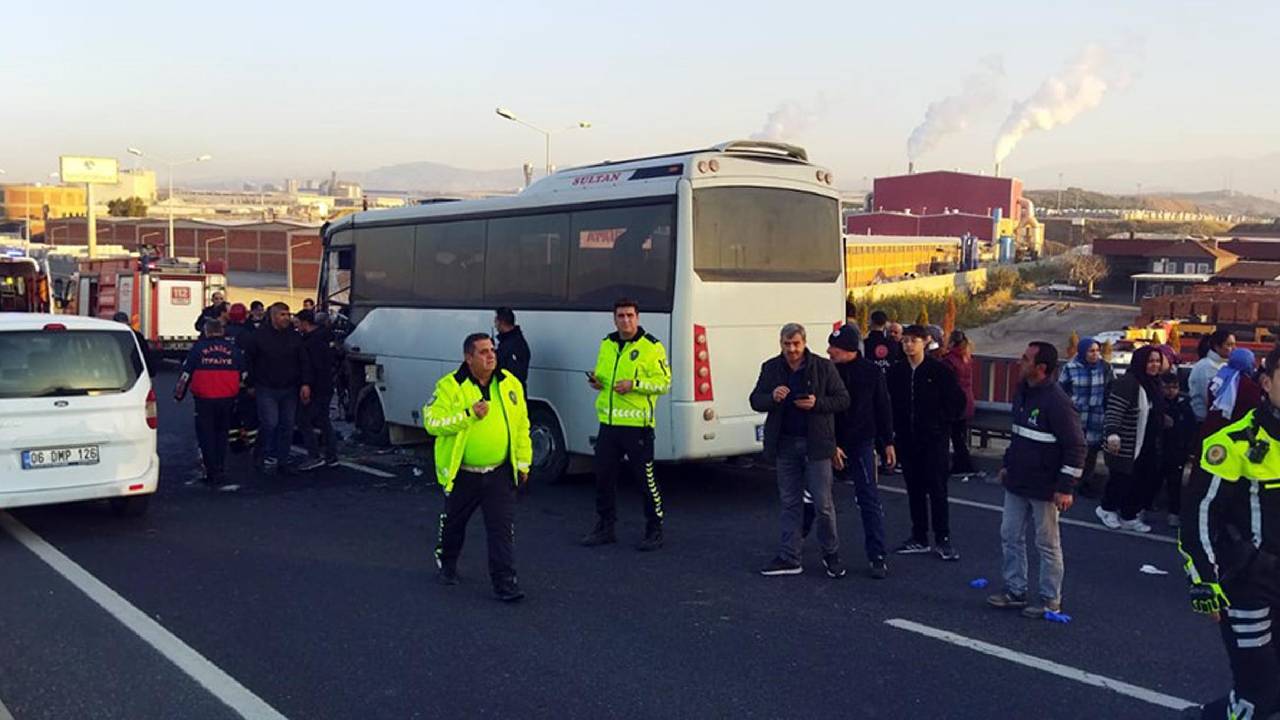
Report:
288,445,398,479
885,618,1197,711
0,695,14,720
338,461,395,479
0,512,288,720
877,484,1177,545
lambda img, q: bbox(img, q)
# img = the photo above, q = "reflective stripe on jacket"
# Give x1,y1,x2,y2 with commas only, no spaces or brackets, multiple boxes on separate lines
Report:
423,365,532,493
593,328,671,428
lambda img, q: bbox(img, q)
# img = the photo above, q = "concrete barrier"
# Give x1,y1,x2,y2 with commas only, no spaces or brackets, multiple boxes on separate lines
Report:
848,267,989,301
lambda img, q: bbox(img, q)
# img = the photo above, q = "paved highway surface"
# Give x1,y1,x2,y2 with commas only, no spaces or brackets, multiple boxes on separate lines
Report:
1,369,1225,719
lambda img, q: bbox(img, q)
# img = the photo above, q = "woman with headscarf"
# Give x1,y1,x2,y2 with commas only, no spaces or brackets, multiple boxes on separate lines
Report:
1202,348,1261,437
1096,345,1165,533
1059,336,1115,497
941,330,979,480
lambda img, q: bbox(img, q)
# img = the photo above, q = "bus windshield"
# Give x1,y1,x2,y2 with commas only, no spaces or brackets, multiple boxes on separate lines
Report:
692,187,840,283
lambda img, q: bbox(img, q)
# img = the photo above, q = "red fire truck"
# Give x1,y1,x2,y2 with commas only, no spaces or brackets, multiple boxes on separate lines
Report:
71,255,226,355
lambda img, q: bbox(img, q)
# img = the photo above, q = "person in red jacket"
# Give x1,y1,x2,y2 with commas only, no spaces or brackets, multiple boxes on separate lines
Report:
942,330,981,481
175,319,246,489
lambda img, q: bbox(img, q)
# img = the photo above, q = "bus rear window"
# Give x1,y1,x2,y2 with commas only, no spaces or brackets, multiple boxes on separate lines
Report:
692,187,840,283
0,330,142,398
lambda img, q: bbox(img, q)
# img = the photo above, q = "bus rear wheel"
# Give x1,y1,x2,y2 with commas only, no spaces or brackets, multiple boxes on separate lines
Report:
528,404,569,484
355,387,390,446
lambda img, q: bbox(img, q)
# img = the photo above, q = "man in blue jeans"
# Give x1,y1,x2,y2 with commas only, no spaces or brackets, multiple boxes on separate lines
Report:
825,324,894,579
239,302,313,475
749,323,850,578
987,342,1086,619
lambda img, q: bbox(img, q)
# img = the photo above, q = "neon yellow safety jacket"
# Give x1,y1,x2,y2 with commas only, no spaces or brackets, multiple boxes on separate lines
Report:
423,365,532,493
593,327,671,428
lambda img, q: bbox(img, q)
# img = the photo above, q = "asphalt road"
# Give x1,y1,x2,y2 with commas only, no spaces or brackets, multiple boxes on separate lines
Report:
1,369,1228,719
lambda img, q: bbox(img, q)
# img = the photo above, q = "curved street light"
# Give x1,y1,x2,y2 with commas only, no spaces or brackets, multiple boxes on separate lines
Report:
494,107,590,177
127,147,212,257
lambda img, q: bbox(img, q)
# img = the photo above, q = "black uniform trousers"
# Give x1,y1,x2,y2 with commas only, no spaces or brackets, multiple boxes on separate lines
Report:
436,463,517,585
194,397,235,478
594,424,663,530
299,388,337,461
898,434,951,544
1206,573,1280,719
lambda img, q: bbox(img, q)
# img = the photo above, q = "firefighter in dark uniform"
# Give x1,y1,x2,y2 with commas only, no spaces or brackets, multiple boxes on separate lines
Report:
1180,346,1280,719
580,299,672,552
174,319,246,490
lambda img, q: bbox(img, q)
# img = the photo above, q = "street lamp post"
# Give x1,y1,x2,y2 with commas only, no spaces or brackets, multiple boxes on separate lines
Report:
127,148,211,258
494,107,590,177
203,234,227,267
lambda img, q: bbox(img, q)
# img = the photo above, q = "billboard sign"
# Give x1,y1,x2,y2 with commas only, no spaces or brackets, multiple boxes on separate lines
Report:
59,156,119,184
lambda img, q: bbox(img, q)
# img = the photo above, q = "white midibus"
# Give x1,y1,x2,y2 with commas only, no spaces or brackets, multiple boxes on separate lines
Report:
319,140,844,481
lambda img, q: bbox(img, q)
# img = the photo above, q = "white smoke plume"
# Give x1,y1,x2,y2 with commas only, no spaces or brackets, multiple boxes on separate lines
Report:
751,95,828,141
906,56,1005,162
994,45,1125,164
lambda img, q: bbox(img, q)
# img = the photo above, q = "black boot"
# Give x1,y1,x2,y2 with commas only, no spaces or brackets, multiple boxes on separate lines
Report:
635,524,663,552
579,520,617,547
493,577,525,602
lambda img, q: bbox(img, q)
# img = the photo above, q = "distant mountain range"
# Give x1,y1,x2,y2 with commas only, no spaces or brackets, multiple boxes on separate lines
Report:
1017,152,1280,199
341,161,526,194
1023,187,1280,218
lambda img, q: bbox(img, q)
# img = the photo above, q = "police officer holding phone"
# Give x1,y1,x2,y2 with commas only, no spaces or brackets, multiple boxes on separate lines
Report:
580,299,672,552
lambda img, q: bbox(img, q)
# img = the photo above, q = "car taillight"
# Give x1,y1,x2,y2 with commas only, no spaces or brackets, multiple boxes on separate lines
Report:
693,324,714,402
145,388,158,429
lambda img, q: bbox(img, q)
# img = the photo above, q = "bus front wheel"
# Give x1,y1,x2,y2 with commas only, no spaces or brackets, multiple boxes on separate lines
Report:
528,404,569,484
355,386,390,446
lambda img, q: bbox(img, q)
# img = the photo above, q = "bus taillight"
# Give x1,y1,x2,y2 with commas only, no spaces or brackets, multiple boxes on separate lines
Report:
693,324,714,402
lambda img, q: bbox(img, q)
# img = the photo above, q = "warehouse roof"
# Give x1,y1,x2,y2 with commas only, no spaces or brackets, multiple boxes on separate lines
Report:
1212,261,1280,282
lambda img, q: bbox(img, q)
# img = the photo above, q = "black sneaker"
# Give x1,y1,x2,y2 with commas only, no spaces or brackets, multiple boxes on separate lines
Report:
437,564,460,586
894,539,932,555
635,527,663,552
579,523,617,547
822,553,847,579
869,559,889,579
494,579,525,602
298,458,326,472
760,557,803,576
987,591,1028,609
936,540,961,562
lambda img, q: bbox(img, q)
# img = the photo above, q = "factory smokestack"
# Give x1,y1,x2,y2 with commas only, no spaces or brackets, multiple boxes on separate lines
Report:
908,161,915,175
994,162,1001,178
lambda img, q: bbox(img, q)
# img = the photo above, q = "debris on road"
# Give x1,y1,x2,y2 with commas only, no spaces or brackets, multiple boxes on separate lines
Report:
1044,611,1073,624
1139,564,1169,576
969,578,989,589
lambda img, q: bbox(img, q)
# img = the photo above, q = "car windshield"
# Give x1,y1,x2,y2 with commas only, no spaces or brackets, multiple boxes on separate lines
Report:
0,330,143,399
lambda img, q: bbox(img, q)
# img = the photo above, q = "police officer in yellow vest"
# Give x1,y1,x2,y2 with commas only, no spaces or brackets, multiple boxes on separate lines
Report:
580,299,672,551
424,332,532,602
1180,346,1280,719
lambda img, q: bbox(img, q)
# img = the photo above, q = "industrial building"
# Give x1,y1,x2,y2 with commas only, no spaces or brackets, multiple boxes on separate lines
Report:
0,184,87,226
844,235,961,286
1091,233,1280,300
846,170,1044,254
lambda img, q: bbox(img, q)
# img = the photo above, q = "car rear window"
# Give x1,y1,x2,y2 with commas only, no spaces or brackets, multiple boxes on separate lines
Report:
0,330,143,398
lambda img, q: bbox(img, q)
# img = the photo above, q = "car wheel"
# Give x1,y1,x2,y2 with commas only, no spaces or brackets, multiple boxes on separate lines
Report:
528,404,568,484
109,495,150,517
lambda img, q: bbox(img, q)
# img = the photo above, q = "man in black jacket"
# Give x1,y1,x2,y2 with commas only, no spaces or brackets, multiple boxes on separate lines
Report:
494,307,531,389
239,302,313,474
295,310,338,471
825,324,895,579
987,342,1086,619
863,310,903,373
887,324,967,561
749,323,851,578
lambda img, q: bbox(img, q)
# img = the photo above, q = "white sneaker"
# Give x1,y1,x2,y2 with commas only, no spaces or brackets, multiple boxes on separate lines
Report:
1120,518,1152,533
1167,513,1181,528
1095,506,1122,530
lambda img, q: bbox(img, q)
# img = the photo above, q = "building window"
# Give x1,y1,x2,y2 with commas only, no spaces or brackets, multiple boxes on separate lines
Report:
1184,262,1196,274
1197,262,1210,274
1152,259,1164,273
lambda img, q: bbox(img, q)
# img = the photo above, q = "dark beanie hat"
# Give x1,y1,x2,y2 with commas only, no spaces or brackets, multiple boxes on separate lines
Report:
828,323,861,353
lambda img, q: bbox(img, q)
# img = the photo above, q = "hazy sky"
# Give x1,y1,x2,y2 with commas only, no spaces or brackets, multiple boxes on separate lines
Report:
4,0,1278,192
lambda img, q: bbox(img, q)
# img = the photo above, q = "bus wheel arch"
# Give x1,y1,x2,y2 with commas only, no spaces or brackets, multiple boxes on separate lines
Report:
527,402,569,483
354,385,391,446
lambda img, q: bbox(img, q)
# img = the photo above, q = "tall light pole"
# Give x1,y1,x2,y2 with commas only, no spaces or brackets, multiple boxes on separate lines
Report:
127,147,211,257
495,107,590,177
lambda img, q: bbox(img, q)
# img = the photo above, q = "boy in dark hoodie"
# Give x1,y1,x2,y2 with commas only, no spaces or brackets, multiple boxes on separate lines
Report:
1158,372,1198,528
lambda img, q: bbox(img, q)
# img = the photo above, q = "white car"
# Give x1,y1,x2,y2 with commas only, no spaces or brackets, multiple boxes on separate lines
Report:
0,313,159,515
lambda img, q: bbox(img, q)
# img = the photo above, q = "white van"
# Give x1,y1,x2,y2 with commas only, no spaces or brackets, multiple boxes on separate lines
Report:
0,314,159,515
